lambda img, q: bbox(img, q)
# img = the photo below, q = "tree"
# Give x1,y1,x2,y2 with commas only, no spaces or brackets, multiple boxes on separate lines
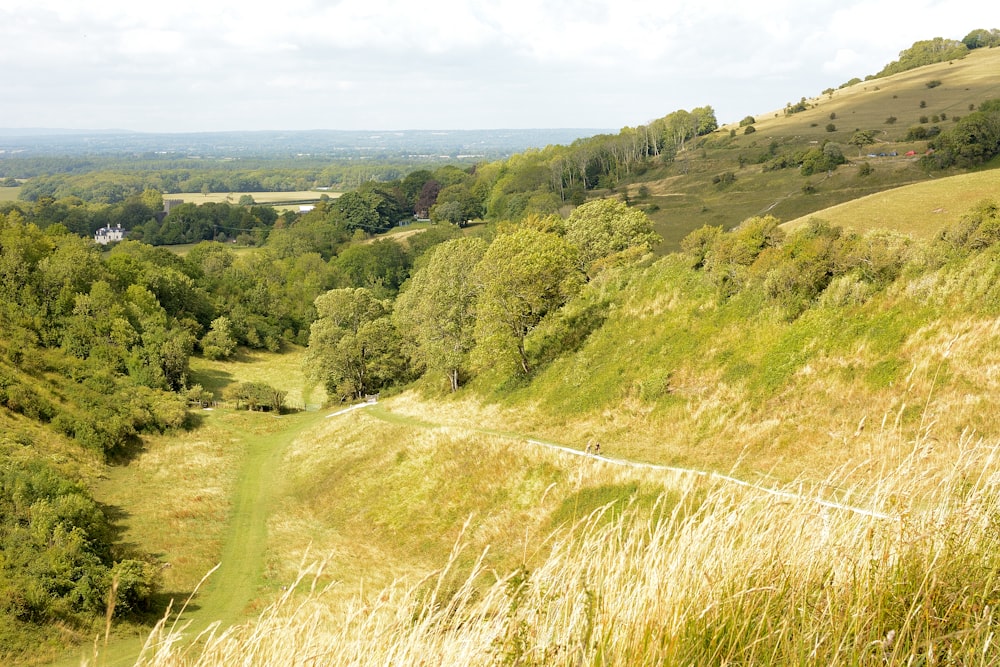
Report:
564,198,660,276
394,238,488,391
432,183,482,225
474,229,582,375
848,130,877,157
332,239,411,295
306,288,407,399
925,101,1000,169
876,37,968,77
201,316,238,360
963,28,1000,50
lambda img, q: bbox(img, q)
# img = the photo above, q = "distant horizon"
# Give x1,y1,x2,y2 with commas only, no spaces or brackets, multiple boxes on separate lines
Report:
0,126,614,135
5,1,999,135
0,127,608,159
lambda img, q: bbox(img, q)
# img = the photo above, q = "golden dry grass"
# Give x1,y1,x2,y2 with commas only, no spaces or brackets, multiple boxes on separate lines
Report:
782,169,1000,239
168,191,340,205
92,417,243,597
130,420,1000,666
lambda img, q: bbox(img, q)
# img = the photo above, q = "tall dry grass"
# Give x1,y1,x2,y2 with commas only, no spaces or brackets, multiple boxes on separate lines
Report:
119,420,1000,666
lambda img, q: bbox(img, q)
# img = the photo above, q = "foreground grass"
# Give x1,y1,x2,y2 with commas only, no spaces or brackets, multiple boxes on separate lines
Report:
130,420,1000,665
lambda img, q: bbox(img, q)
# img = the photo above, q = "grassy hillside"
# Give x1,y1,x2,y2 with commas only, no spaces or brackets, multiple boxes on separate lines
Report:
782,167,1000,238
17,41,1000,667
78,197,1000,665
624,47,1000,249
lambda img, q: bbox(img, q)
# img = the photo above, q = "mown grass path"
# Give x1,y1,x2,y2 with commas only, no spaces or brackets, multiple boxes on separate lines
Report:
190,410,327,632
48,409,327,667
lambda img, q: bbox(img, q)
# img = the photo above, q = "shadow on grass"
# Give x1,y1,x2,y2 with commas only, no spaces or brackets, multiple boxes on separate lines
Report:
189,366,235,398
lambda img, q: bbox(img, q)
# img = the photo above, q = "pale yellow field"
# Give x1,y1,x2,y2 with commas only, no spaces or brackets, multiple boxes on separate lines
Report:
169,190,341,207
782,168,1000,239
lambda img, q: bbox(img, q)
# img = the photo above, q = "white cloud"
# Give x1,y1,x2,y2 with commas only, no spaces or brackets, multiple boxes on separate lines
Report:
2,0,999,131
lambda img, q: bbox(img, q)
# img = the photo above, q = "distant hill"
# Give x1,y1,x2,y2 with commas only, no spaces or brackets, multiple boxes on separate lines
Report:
608,46,1000,248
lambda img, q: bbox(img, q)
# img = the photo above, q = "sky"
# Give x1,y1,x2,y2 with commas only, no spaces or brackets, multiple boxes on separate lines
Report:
2,0,999,133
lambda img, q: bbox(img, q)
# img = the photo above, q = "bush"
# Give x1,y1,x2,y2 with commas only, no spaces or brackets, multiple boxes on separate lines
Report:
712,172,736,187
936,199,1000,252
224,381,288,412
0,460,159,628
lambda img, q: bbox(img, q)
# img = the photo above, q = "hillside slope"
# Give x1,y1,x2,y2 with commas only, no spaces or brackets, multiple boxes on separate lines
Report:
621,46,1000,248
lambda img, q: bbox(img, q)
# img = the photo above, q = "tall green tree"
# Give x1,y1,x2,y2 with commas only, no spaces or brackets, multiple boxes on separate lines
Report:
306,288,407,399
394,238,487,391
564,198,659,276
474,228,582,375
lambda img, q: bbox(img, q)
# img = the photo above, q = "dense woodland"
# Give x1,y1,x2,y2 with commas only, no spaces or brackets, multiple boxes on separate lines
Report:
2,29,1000,661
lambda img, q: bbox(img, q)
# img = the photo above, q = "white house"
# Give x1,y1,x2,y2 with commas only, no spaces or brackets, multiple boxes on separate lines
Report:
95,223,125,245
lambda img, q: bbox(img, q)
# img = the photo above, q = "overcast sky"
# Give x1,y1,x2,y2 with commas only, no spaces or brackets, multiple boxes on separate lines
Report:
2,0,998,133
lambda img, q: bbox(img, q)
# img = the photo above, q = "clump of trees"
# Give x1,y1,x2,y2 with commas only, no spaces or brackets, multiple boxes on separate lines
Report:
224,382,287,412
308,198,658,392
875,37,969,78
924,99,1000,169
0,459,159,652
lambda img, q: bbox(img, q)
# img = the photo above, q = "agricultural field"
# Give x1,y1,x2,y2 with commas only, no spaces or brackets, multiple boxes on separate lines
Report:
0,186,21,202
168,190,341,209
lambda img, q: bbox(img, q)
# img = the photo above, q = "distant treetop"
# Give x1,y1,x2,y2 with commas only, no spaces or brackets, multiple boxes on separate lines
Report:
874,36,971,79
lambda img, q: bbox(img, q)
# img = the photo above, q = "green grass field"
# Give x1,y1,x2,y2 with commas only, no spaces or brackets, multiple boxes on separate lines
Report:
0,186,21,202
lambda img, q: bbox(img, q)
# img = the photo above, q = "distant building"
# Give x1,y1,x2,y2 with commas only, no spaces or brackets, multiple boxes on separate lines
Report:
163,198,184,213
95,223,125,245
158,198,185,222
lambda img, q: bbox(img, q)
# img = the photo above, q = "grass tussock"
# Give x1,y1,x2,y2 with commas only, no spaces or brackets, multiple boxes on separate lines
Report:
124,423,1000,666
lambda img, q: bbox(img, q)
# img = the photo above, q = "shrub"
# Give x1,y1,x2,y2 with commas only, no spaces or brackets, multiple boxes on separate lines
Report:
712,172,736,187
936,199,1000,252
0,460,159,628
225,381,288,412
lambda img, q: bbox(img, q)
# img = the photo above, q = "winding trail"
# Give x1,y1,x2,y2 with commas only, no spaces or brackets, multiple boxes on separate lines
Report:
358,402,897,521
